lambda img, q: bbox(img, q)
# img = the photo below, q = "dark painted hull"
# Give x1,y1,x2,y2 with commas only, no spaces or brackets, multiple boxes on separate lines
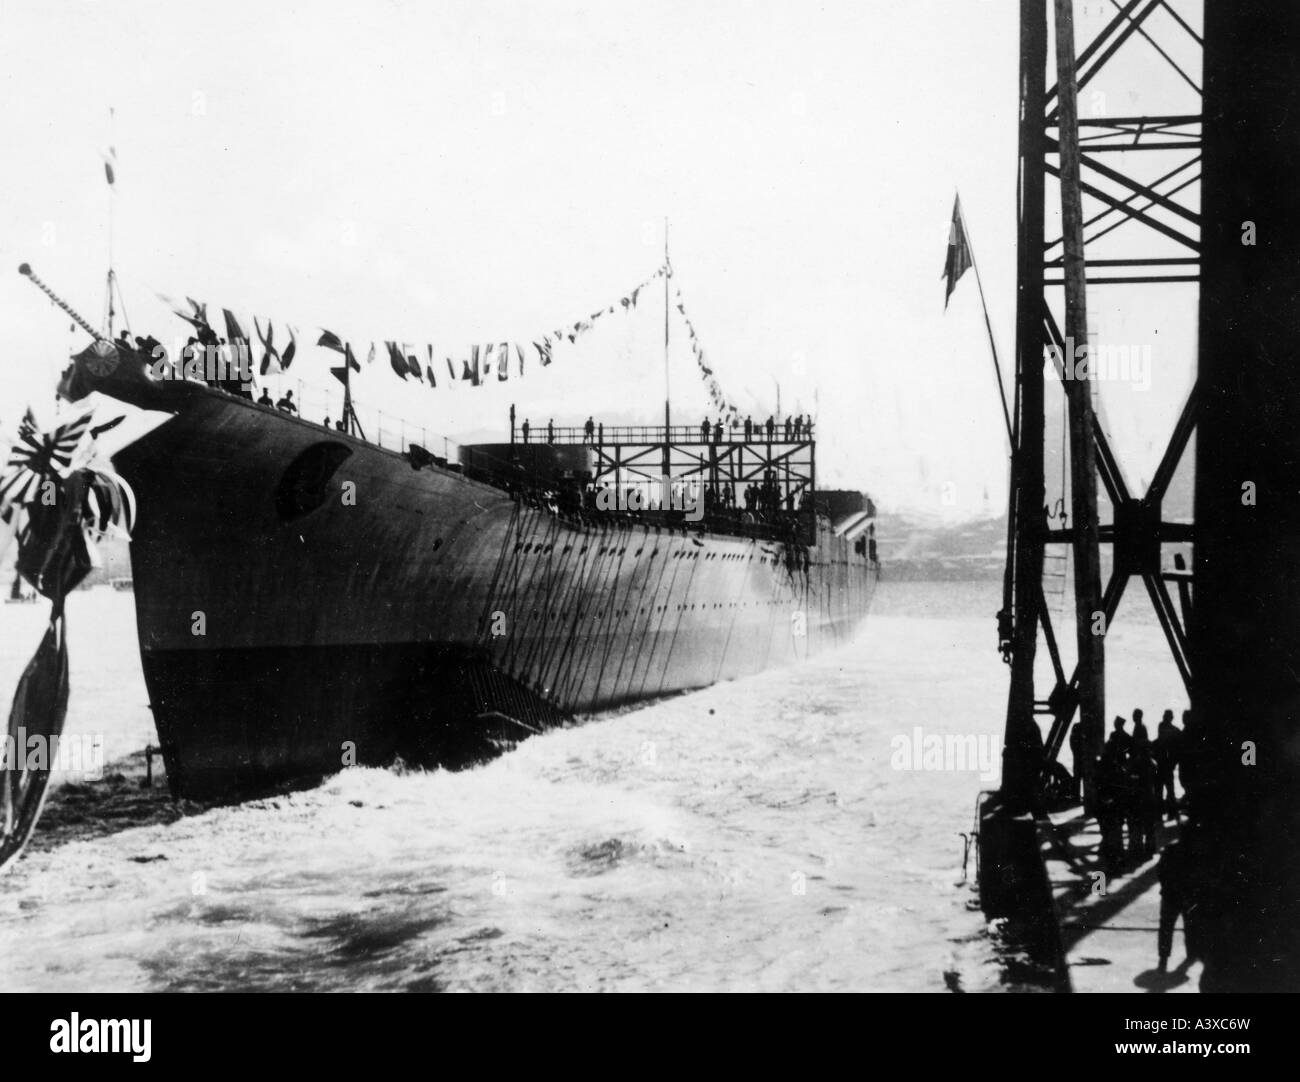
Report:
104,388,876,798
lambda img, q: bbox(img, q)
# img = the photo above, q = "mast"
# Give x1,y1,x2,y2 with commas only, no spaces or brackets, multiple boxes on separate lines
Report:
663,217,671,480
105,106,116,339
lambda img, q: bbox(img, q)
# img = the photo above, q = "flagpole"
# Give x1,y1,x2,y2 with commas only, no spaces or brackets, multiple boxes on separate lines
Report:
663,218,672,482
664,218,671,435
105,106,116,340
957,196,1015,449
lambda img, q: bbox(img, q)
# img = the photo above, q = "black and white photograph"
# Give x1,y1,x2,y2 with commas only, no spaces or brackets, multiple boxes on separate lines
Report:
0,0,1296,1046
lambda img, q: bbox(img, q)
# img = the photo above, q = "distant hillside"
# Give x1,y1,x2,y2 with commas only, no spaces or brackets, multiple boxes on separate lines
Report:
874,510,1007,581
873,442,1192,583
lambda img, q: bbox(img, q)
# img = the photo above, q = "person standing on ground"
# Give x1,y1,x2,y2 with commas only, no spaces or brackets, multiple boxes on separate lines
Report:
1068,719,1088,804
1157,839,1202,971
1128,728,1159,860
1132,707,1149,743
1096,732,1127,872
1111,714,1133,754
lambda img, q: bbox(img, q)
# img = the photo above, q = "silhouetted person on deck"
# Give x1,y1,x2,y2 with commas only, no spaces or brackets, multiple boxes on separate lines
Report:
700,418,710,443
521,418,530,443
547,418,554,444
584,416,594,444
784,415,792,440
744,415,753,441
765,415,775,441
276,390,297,415
257,388,273,407
714,421,723,443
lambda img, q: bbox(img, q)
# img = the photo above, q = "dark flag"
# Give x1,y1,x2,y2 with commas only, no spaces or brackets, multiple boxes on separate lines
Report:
254,318,281,376
405,347,422,381
387,341,409,380
167,296,210,334
281,327,297,371
222,308,249,347
942,194,974,309
319,332,361,371
1,616,69,870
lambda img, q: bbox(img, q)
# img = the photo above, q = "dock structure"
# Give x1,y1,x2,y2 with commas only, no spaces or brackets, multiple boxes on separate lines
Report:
507,419,821,544
980,0,1300,991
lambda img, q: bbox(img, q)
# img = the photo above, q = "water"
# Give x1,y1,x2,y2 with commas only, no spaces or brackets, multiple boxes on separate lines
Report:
0,580,1182,991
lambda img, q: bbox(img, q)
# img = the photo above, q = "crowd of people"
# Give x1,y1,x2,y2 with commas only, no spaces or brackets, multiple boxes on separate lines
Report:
1070,706,1198,971
511,412,817,447
1079,706,1185,871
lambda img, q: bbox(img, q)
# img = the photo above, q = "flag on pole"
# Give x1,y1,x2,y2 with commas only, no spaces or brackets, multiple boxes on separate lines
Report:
942,194,973,309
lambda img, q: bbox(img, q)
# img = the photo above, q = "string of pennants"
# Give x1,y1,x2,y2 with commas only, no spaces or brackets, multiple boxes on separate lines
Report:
158,264,736,414
160,295,301,379
314,265,669,390
674,284,738,420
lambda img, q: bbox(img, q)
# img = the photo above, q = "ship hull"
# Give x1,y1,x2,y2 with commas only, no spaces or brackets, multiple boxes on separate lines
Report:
107,389,877,798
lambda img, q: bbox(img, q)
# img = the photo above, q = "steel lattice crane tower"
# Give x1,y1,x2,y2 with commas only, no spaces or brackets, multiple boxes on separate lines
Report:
983,0,1300,990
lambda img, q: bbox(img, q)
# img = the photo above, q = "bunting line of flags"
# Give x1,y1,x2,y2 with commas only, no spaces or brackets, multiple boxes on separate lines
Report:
673,286,738,420
312,265,668,391
156,295,300,381
155,262,737,416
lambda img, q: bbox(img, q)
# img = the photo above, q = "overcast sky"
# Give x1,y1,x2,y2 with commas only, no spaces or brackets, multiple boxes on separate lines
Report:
0,0,1201,518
